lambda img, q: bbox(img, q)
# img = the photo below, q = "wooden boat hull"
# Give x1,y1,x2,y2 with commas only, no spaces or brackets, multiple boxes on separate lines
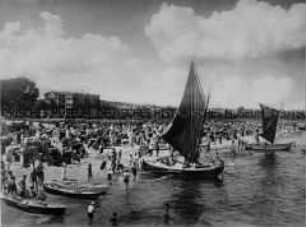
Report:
298,126,306,131
1,195,66,215
43,182,107,200
49,180,109,193
142,159,224,179
245,143,292,152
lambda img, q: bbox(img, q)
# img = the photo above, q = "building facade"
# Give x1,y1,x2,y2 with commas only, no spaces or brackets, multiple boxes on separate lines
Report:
44,91,100,118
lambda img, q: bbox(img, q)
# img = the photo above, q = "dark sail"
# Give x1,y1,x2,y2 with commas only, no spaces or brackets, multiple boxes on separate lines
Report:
162,62,208,163
259,104,280,144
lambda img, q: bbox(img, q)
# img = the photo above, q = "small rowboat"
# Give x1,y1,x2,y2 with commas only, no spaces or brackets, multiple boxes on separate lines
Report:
0,194,66,215
142,158,224,179
245,143,292,152
43,181,109,200
50,180,109,193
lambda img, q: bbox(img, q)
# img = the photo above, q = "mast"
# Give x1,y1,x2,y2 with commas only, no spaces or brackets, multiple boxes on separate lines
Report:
278,102,284,135
162,62,208,163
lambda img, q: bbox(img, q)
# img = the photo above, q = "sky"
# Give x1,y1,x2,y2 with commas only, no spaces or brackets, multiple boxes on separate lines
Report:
0,0,305,109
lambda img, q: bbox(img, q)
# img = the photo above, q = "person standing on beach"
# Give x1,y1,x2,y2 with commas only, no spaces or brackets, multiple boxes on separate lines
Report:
148,139,154,156
36,160,44,186
61,162,67,181
156,141,160,157
131,161,137,182
255,130,260,144
106,161,113,184
30,166,38,193
18,175,27,197
88,163,93,183
117,148,122,162
7,175,17,195
112,150,117,174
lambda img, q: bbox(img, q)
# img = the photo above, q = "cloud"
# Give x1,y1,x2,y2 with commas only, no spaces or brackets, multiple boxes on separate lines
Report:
250,76,293,105
143,0,305,109
161,62,295,108
0,5,304,109
40,12,64,37
145,0,306,63
206,73,294,108
0,11,193,106
0,11,147,102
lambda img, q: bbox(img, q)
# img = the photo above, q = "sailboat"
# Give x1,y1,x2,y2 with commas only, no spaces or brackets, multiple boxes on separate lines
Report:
245,104,293,152
142,62,224,179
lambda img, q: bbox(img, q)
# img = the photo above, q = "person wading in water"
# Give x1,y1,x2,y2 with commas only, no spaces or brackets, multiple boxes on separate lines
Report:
87,201,96,225
123,169,130,186
110,212,118,226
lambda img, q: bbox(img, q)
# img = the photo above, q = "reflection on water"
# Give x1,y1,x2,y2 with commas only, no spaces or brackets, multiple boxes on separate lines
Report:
35,215,65,225
259,154,277,168
170,179,205,225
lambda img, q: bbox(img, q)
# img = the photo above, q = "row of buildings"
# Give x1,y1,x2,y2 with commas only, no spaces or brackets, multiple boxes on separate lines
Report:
5,90,306,120
43,91,101,118
1,78,305,120
36,92,306,120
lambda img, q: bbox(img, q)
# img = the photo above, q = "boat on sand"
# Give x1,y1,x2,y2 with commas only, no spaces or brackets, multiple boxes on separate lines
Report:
43,180,109,199
0,193,66,215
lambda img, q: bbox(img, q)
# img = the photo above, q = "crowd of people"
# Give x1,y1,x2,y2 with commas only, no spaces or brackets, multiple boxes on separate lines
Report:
0,120,163,196
0,118,302,225
1,118,300,173
1,160,47,201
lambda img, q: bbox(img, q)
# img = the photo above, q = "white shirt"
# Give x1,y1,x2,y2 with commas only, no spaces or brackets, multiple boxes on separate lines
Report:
87,204,94,213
